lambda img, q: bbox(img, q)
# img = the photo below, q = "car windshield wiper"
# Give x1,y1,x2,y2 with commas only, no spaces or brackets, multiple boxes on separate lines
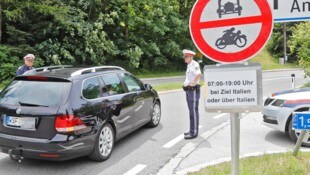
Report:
18,101,49,107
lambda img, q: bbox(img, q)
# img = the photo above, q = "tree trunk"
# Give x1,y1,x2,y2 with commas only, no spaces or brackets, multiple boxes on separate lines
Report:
0,3,2,44
101,0,110,13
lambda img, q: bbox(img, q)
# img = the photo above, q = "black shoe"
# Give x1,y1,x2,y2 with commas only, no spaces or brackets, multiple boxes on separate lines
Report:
184,132,190,136
184,134,198,140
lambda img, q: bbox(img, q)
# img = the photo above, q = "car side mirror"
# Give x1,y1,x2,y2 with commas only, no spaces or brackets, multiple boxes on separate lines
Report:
145,84,153,90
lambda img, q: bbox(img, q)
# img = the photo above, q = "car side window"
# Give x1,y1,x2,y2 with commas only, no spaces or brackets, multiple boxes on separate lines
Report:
82,77,101,100
101,74,125,95
120,73,143,92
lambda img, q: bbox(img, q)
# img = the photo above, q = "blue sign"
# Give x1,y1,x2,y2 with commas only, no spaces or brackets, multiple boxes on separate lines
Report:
293,112,310,130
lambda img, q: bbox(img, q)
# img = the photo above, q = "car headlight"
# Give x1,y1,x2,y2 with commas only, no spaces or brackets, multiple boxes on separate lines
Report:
271,99,286,107
264,97,274,106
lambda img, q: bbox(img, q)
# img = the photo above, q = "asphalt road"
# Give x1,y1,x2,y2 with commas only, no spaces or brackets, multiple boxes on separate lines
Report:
0,69,308,175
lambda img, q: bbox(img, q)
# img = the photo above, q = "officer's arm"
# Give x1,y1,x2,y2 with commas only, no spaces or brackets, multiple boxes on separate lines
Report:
191,63,202,86
193,74,201,85
16,66,24,76
16,69,22,76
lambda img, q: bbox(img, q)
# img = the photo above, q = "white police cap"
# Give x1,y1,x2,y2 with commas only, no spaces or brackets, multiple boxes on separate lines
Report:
182,49,196,57
24,54,35,60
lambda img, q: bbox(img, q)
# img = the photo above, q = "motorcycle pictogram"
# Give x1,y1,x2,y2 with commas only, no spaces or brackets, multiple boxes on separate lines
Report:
217,0,242,18
215,27,247,49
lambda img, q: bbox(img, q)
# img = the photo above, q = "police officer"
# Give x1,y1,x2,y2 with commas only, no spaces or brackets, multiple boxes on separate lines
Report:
182,49,201,140
16,54,35,76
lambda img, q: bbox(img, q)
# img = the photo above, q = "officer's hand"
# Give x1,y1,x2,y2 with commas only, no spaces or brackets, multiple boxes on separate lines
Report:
189,83,195,87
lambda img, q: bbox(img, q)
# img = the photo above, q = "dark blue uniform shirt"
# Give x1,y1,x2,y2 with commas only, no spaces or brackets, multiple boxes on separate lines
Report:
16,65,34,76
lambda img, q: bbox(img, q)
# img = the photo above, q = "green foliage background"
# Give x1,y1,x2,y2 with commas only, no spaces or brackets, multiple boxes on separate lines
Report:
0,0,199,72
0,0,309,85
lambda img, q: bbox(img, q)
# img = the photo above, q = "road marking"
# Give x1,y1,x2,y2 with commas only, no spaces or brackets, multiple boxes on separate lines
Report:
163,134,184,149
163,125,203,149
123,164,147,175
213,113,228,119
157,121,230,175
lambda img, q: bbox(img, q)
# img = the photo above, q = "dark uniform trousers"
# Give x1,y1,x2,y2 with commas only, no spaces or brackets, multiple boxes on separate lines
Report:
186,87,200,135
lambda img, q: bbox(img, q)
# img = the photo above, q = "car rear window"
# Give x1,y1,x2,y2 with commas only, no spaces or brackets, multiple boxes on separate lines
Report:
0,80,71,107
82,77,101,100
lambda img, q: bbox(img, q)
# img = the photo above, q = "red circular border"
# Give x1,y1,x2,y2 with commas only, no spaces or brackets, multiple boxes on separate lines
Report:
190,0,273,63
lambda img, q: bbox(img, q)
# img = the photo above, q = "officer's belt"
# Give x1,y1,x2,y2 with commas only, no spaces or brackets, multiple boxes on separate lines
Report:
182,85,201,91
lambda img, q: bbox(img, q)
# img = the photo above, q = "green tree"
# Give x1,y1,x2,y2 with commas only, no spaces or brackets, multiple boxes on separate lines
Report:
289,22,310,75
266,23,298,62
0,0,203,86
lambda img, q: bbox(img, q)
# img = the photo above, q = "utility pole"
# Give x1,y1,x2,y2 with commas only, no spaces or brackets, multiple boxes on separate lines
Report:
283,22,287,64
274,0,278,10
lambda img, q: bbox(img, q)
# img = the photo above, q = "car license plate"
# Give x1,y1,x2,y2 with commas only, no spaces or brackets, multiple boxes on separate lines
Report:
6,116,21,127
5,116,36,130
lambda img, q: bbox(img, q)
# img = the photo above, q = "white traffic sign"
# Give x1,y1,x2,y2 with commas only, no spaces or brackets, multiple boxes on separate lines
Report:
269,0,310,22
203,63,263,113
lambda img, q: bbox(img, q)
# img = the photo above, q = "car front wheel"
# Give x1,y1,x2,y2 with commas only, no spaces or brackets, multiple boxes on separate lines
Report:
147,101,161,128
89,123,115,161
289,119,310,147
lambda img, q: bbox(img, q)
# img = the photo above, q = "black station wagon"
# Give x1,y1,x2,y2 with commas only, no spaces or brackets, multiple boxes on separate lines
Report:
0,66,161,162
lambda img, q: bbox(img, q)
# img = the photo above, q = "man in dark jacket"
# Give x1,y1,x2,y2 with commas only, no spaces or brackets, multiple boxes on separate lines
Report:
16,54,35,76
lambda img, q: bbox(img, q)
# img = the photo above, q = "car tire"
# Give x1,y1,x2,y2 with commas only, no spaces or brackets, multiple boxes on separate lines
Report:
89,123,115,162
288,119,310,147
147,101,161,128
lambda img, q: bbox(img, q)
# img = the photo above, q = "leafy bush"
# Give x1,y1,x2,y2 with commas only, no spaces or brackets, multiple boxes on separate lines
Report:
0,46,22,88
266,23,299,63
0,45,44,88
289,22,310,76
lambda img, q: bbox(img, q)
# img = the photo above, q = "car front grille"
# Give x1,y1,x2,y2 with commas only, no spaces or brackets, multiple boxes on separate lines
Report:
263,115,278,125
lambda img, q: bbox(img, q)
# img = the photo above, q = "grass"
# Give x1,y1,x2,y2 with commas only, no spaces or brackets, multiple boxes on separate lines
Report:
190,152,310,175
249,48,298,70
153,82,184,92
136,71,184,79
152,82,205,92
136,49,299,79
303,82,310,88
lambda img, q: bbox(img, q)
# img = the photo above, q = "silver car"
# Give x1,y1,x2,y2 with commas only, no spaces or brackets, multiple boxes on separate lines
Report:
262,88,310,147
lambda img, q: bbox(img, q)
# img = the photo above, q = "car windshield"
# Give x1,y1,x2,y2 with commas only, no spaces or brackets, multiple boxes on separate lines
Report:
0,80,71,107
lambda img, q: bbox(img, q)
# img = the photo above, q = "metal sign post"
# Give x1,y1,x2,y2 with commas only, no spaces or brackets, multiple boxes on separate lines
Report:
203,63,263,175
292,112,310,156
283,23,288,63
230,113,240,175
190,0,272,174
293,130,307,156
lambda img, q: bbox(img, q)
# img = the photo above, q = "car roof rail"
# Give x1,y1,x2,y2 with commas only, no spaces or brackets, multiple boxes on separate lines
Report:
70,66,125,77
23,65,73,75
